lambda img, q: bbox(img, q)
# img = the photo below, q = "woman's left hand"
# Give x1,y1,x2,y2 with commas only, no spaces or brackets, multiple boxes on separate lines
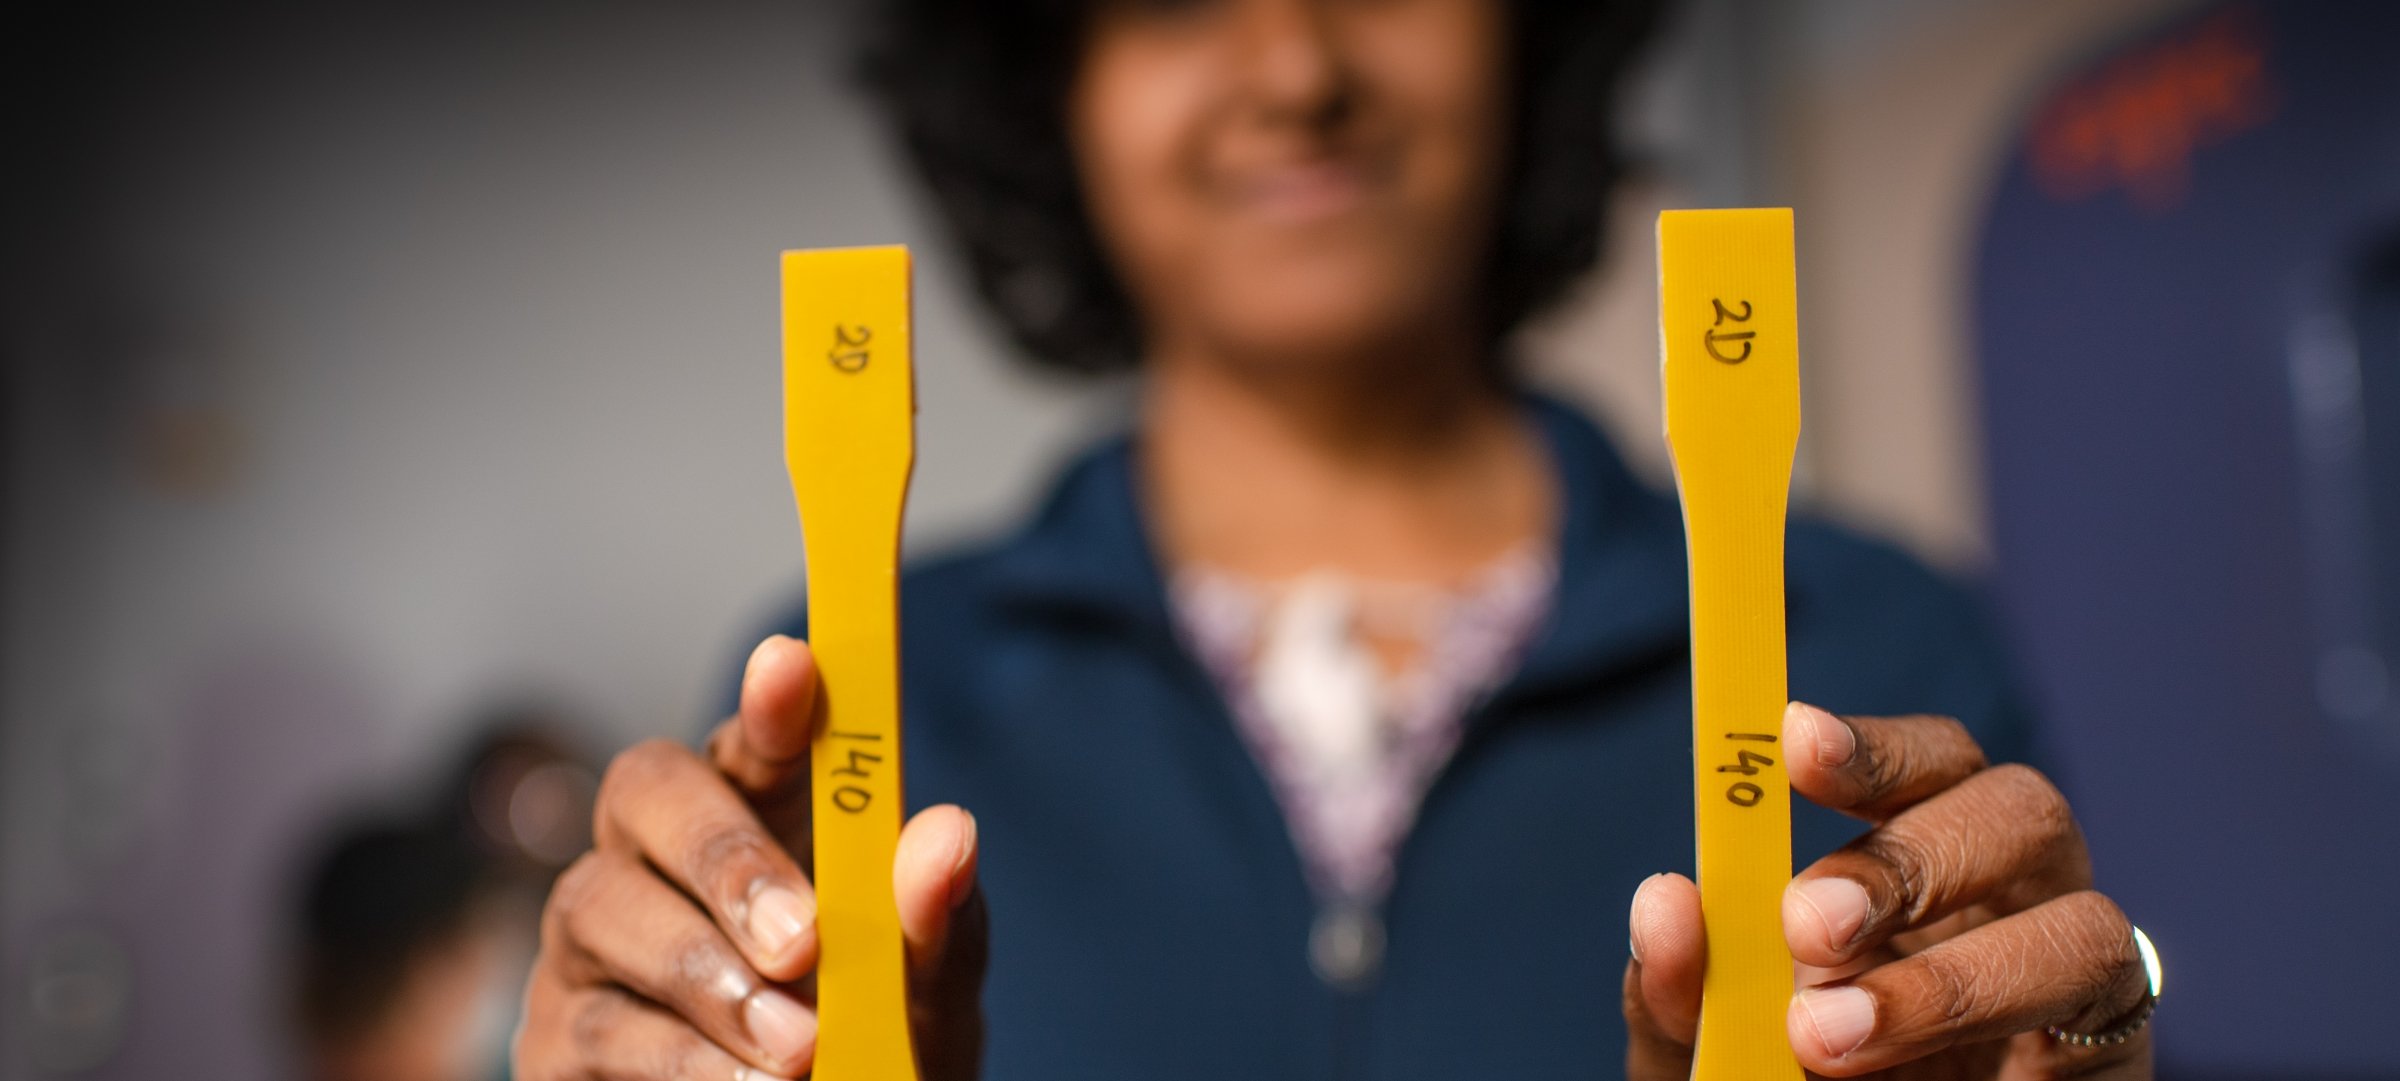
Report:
1623,703,2155,1079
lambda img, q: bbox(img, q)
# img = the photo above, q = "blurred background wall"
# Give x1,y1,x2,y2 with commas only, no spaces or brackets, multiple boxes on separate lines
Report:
22,0,2383,1077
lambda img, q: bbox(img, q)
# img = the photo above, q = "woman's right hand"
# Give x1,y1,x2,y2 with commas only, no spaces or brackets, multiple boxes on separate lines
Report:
515,635,987,1081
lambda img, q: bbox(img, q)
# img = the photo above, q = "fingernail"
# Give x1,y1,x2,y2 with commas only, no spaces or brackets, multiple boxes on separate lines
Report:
747,885,812,961
746,636,791,682
1795,702,1855,767
744,987,816,1067
1797,985,1875,1058
1628,874,1661,963
1789,876,1871,951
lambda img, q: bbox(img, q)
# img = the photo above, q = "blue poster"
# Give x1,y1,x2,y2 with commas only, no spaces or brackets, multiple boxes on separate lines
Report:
1973,1,2400,1074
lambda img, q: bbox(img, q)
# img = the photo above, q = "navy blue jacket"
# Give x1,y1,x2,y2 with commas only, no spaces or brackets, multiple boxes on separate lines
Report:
736,397,2032,1081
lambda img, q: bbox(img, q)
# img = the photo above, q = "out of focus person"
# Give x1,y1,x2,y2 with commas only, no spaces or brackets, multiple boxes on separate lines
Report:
519,1,2160,1078
291,715,597,1081
288,819,510,1081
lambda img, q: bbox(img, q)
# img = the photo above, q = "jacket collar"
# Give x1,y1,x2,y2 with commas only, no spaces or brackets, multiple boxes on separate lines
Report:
985,394,1692,698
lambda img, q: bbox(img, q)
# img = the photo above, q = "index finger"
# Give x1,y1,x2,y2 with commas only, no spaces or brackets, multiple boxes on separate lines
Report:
594,739,818,982
1784,703,1987,822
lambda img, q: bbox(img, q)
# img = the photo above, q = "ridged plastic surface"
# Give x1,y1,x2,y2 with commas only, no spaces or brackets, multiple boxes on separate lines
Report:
782,245,921,1081
1660,209,1805,1081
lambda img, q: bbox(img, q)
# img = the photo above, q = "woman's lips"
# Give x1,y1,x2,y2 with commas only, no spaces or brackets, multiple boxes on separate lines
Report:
1226,159,1381,224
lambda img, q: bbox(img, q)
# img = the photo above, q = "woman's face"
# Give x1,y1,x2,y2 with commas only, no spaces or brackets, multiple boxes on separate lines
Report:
1069,0,1510,372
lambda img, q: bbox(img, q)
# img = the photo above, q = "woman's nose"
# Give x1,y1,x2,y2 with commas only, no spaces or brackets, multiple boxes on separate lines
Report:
1231,0,1355,126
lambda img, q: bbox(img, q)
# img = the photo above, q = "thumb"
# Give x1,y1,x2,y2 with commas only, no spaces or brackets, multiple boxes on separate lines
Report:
1625,873,1706,1081
895,804,981,970
708,635,818,802
897,804,987,1081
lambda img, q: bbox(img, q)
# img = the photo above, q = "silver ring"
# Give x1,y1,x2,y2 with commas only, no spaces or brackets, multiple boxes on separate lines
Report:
2047,925,2162,1046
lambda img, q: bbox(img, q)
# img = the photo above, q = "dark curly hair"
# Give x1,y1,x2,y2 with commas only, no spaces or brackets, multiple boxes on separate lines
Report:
859,0,1668,376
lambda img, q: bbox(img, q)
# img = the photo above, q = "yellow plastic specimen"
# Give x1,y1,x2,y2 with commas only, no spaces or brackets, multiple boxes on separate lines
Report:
780,245,920,1081
1659,209,1805,1081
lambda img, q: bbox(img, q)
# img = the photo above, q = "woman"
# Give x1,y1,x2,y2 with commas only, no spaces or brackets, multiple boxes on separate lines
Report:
516,1,2156,1078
